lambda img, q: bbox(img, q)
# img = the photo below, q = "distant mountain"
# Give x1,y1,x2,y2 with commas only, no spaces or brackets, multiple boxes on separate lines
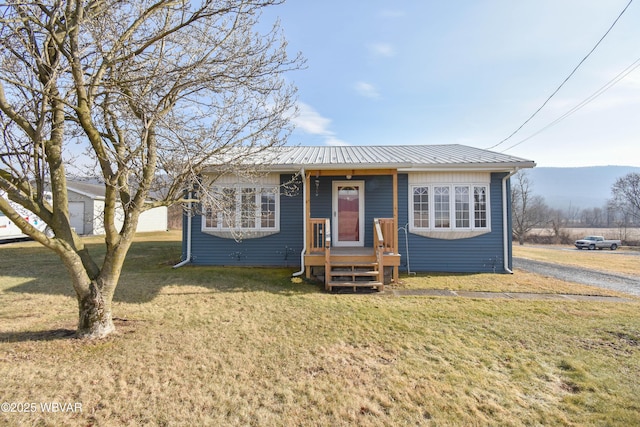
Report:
526,166,640,210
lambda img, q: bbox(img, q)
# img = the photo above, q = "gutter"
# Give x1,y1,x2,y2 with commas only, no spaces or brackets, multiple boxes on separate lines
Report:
502,169,519,274
292,168,307,277
173,191,193,269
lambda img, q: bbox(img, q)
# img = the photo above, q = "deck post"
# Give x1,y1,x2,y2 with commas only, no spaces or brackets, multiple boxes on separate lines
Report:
392,170,399,282
324,218,331,290
305,172,311,279
373,218,385,290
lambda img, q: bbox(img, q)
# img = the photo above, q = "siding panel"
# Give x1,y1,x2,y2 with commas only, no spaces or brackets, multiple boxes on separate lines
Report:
398,173,508,273
190,174,303,267
186,172,513,273
309,175,394,247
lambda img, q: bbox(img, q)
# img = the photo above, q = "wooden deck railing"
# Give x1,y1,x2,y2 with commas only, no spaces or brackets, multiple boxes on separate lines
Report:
374,218,396,284
308,218,331,286
309,217,395,254
308,217,396,286
373,219,385,284
376,218,396,253
324,219,331,287
308,218,329,253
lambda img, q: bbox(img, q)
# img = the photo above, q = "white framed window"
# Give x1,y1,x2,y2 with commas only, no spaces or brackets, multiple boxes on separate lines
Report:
202,185,279,232
412,186,429,228
455,186,470,228
474,186,488,228
410,184,490,232
434,186,450,228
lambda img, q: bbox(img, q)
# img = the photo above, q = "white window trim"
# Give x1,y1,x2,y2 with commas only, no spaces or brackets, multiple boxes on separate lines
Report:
409,183,491,240
201,184,280,239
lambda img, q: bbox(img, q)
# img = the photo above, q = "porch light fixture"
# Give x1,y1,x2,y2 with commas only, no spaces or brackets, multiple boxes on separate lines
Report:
346,174,352,180
315,172,320,197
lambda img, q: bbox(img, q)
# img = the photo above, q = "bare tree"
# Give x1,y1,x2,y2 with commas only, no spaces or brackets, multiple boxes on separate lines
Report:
611,173,640,224
511,171,549,245
547,207,572,244
581,207,605,227
0,0,303,338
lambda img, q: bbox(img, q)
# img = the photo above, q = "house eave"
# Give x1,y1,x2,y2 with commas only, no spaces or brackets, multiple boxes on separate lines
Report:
208,160,537,174
398,161,536,173
66,186,104,200
200,144,536,174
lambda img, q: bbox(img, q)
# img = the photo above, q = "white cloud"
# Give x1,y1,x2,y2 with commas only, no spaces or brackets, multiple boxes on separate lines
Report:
291,102,349,146
291,102,333,135
368,42,395,57
324,136,349,146
355,81,380,99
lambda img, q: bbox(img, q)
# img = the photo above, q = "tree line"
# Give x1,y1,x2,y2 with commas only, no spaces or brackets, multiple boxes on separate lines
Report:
511,171,640,245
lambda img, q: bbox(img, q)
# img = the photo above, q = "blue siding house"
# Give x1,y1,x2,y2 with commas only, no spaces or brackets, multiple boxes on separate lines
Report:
180,144,535,291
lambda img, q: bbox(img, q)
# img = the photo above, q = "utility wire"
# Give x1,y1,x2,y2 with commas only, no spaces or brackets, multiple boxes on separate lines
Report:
500,56,640,152
487,0,633,150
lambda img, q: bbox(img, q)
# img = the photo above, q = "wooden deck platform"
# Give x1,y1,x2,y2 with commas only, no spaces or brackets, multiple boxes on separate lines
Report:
304,217,400,292
304,246,401,291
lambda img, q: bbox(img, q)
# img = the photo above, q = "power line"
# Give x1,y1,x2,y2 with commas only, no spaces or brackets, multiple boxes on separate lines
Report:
487,0,634,150
500,56,640,152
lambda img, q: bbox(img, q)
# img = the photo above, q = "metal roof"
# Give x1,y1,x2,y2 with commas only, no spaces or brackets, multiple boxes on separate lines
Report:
65,180,165,200
256,144,535,171
66,181,106,199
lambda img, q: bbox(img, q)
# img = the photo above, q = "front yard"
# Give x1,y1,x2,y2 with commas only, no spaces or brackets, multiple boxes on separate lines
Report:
1,233,639,426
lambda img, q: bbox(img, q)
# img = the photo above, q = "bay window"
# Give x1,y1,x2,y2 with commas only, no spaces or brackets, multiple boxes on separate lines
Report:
434,186,450,228
474,186,488,228
203,186,279,232
412,186,429,228
410,184,489,232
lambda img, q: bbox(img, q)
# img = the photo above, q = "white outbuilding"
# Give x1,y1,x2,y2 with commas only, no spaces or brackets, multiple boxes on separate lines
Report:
66,181,168,235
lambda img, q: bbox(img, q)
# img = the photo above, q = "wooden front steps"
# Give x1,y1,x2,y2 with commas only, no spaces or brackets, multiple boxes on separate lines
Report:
305,218,401,291
304,247,398,292
327,261,383,292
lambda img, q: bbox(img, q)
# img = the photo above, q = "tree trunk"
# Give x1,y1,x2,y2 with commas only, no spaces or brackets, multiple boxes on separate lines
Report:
76,280,115,339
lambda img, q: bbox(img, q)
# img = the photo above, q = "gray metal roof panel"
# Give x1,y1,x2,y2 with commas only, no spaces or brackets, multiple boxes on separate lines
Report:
263,144,535,169
203,144,535,172
66,181,106,199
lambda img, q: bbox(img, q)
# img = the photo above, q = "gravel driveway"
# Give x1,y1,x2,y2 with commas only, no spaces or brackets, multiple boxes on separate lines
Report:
513,257,640,297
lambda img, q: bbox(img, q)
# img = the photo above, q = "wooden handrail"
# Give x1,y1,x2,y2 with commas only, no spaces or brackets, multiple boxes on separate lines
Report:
377,218,396,253
374,218,384,246
373,219,385,284
373,218,396,252
324,218,331,248
324,218,331,289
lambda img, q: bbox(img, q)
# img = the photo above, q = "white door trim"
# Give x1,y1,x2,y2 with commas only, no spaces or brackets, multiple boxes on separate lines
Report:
332,180,365,247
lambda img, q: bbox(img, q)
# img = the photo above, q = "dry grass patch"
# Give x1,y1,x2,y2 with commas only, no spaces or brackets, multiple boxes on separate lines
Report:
514,245,640,277
1,233,640,426
394,269,627,297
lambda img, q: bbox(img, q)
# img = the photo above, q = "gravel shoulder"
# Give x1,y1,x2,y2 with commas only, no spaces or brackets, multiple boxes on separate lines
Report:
514,257,640,297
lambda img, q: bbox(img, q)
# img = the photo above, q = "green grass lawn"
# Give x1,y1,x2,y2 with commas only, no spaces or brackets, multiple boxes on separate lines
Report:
1,233,639,426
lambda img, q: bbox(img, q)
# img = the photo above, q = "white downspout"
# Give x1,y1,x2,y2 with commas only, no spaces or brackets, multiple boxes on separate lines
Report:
292,168,307,277
502,169,519,274
173,191,193,269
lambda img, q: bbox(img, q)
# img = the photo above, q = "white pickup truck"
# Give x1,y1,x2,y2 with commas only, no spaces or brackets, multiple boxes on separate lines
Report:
574,236,621,251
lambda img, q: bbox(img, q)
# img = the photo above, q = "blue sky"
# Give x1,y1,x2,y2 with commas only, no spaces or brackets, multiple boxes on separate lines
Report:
264,0,640,167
